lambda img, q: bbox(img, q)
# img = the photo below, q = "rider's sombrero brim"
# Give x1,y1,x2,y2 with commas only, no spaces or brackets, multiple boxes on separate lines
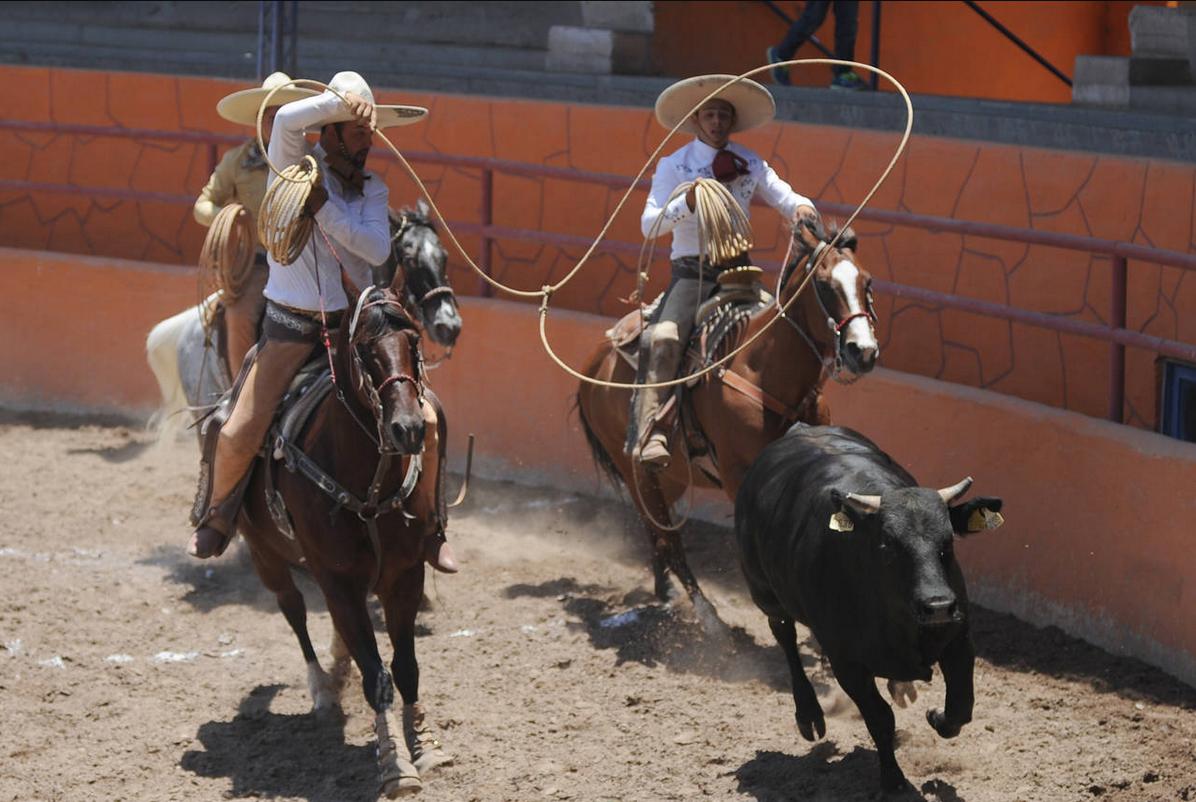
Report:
216,86,320,127
655,74,776,135
315,104,429,130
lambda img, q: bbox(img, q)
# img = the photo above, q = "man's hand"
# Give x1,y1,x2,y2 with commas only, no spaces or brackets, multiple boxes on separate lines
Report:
304,184,329,218
341,91,376,130
794,204,819,225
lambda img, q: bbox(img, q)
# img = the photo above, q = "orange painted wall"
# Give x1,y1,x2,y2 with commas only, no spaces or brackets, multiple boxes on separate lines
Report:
654,1,1164,103
1,64,1194,432
1,245,1193,686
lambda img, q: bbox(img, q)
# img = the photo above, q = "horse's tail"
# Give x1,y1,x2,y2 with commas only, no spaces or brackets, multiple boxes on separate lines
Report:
573,392,624,493
145,304,199,437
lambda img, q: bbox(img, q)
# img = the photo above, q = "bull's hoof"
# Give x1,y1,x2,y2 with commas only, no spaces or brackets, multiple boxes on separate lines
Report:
886,680,918,708
795,709,826,741
879,768,912,797
926,708,962,738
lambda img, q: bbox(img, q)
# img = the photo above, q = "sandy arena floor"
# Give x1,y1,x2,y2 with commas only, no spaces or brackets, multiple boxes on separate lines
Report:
1,410,1194,802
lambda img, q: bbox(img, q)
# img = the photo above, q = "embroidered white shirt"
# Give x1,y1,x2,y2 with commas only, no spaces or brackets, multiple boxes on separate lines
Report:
640,138,814,260
263,91,390,312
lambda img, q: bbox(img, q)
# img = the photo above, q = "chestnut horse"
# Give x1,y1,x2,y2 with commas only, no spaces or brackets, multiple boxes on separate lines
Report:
576,219,880,630
236,287,451,797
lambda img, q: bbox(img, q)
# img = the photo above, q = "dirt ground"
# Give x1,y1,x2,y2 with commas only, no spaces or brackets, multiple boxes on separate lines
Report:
1,410,1194,802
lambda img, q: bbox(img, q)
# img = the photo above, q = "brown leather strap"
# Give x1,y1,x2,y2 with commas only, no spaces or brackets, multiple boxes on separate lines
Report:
721,369,798,420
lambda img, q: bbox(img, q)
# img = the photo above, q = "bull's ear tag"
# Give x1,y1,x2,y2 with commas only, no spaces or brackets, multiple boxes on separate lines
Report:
829,512,854,532
967,508,1004,532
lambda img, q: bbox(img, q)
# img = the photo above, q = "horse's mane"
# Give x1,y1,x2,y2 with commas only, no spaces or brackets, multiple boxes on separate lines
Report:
356,288,420,341
780,217,859,288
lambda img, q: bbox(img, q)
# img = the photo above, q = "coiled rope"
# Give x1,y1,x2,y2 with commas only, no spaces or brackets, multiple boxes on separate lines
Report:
199,202,256,301
257,154,320,266
252,60,913,390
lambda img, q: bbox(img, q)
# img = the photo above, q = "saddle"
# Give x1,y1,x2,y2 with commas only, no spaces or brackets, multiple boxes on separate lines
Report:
607,266,772,375
608,267,773,484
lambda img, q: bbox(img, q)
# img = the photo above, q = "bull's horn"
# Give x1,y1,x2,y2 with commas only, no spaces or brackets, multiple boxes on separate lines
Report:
937,477,974,504
843,492,882,515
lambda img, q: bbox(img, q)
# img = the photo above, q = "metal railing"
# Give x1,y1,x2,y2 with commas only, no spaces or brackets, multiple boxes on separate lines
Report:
2,119,1193,424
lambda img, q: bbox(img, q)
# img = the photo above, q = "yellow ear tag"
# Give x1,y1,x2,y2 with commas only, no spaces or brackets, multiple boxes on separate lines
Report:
967,508,1004,532
829,512,854,532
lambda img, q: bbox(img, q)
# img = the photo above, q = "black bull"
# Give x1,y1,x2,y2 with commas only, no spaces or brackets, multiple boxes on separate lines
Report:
735,424,1005,793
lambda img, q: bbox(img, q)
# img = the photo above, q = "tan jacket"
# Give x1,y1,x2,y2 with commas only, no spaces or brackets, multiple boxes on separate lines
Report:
193,140,269,246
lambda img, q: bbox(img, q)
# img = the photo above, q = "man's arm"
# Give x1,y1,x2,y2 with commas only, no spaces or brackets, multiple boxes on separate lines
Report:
756,159,817,222
640,158,694,239
193,146,239,227
314,179,391,267
267,91,352,185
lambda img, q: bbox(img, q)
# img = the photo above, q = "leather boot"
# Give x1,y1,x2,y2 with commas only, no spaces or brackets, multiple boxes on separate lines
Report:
188,471,251,559
423,532,459,574
633,323,682,471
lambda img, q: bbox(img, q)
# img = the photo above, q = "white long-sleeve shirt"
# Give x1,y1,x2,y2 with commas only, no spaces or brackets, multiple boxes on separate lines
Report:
641,138,813,260
263,91,390,312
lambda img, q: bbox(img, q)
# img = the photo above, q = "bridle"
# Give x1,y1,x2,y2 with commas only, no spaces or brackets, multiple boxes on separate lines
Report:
345,286,426,455
777,239,878,385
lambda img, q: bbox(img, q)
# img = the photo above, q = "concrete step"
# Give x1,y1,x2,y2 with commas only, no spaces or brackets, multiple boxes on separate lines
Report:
1129,5,1190,60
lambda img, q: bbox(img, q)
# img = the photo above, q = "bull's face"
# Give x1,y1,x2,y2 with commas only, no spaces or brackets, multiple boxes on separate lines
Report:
830,479,1005,628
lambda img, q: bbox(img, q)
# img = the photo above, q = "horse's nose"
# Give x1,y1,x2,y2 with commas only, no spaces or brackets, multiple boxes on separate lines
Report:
845,340,878,372
389,417,425,454
430,305,462,347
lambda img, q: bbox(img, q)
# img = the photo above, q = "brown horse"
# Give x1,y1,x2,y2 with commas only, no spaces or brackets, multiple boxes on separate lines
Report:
236,287,451,798
576,219,880,630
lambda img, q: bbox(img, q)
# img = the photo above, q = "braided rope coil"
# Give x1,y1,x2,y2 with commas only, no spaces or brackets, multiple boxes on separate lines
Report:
199,202,256,301
257,154,320,266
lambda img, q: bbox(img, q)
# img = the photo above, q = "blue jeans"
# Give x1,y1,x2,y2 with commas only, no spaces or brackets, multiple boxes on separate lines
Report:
776,0,859,75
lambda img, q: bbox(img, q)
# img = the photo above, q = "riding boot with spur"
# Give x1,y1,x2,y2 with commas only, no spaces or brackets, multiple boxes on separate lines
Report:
633,322,683,470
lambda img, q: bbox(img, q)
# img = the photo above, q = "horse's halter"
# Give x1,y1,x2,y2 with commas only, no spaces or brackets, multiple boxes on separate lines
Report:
778,239,879,385
346,286,425,454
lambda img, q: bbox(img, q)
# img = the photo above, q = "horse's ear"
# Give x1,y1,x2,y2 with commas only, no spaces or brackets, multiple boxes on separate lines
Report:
835,225,858,252
792,215,823,252
416,197,430,217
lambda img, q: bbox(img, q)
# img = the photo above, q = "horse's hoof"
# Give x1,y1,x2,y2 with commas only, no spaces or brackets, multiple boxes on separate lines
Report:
404,703,454,776
414,747,454,776
379,773,421,798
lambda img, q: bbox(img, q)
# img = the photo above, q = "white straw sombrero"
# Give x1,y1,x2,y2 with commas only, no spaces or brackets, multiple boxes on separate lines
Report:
655,74,776,135
312,71,428,130
216,72,318,126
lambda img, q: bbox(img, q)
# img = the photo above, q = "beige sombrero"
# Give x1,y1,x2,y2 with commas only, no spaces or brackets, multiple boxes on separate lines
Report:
655,74,776,135
309,71,428,130
216,72,318,126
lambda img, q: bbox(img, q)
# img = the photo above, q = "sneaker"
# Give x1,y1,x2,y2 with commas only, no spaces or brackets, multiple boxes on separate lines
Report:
830,71,867,91
766,46,790,86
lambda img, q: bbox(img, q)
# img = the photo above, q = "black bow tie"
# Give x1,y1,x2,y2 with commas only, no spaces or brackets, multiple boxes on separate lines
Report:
712,148,750,183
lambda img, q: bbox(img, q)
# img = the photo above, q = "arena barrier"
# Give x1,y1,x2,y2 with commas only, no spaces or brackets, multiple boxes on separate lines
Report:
0,244,1193,687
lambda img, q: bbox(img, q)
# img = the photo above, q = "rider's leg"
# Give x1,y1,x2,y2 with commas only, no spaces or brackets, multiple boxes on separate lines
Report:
223,262,269,378
189,336,315,558
633,277,702,469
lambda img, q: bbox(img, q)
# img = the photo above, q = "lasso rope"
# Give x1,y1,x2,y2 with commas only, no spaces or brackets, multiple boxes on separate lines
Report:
252,60,913,391
257,154,320,265
199,202,256,301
